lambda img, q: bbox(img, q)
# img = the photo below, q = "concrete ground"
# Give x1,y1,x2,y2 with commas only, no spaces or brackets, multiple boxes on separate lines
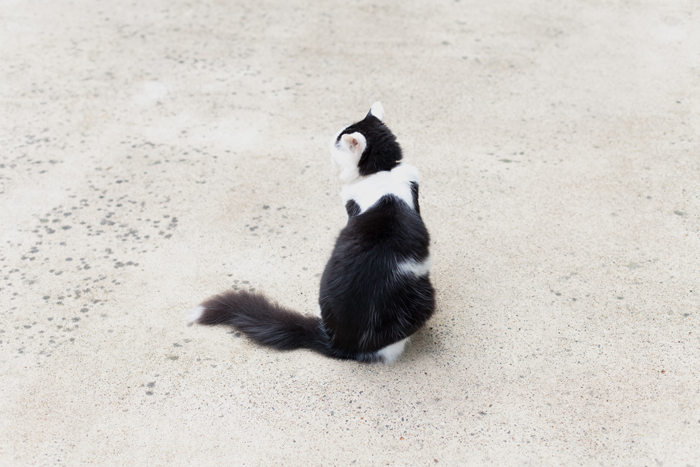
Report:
1,0,699,465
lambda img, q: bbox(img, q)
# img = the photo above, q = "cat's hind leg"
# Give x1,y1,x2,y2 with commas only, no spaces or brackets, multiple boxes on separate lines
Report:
375,337,410,364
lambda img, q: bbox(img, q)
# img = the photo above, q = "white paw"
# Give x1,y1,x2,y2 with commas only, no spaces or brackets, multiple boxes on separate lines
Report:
376,337,410,364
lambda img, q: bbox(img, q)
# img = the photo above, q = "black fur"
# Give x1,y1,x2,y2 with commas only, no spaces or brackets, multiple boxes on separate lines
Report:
198,291,326,351
195,290,392,363
336,114,403,176
194,104,435,363
319,196,434,353
345,200,361,218
410,181,420,215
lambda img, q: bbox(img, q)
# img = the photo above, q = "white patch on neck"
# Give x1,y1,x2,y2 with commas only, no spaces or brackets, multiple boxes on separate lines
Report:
375,337,410,364
397,254,432,277
340,163,420,214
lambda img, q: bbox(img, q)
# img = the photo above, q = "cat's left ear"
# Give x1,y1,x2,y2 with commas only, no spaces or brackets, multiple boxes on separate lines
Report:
341,132,366,156
367,101,385,122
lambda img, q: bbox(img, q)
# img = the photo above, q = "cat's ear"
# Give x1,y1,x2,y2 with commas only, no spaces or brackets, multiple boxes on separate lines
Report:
341,132,366,155
367,101,384,122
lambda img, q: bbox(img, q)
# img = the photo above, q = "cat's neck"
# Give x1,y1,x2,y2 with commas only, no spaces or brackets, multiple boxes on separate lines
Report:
341,162,416,185
338,166,361,184
340,163,420,214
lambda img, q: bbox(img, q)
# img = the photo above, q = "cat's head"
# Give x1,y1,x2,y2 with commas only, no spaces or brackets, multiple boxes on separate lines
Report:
330,102,403,183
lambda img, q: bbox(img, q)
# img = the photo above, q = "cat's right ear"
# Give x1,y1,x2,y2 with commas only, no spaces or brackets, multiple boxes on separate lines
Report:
367,101,385,122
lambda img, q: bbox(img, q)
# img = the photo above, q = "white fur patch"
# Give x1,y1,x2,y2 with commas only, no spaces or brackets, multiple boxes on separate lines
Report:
376,337,410,364
315,304,323,318
340,163,420,214
397,254,432,277
187,305,205,323
330,132,366,184
369,101,384,121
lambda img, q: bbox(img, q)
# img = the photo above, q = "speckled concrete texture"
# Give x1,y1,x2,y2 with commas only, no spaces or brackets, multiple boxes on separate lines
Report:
1,0,699,465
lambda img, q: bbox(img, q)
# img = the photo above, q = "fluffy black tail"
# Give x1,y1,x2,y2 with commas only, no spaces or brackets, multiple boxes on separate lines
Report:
190,290,345,358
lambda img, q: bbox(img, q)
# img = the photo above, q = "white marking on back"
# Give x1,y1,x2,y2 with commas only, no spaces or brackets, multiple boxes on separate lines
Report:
341,163,419,214
397,254,432,277
187,305,205,323
375,337,410,364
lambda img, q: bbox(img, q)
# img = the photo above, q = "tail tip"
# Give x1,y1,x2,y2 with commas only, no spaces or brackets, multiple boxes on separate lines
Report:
187,305,206,323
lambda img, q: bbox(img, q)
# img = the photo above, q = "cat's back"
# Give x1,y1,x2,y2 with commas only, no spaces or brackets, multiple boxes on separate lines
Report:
335,163,428,258
320,186,434,353
338,195,428,260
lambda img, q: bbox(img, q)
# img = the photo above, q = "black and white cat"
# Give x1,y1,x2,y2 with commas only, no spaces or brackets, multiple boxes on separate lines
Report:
189,102,435,363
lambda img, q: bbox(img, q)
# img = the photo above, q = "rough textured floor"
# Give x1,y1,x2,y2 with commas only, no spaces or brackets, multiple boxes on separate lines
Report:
1,0,699,465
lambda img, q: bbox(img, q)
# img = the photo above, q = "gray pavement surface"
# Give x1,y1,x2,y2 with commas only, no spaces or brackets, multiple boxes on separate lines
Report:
1,0,699,465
